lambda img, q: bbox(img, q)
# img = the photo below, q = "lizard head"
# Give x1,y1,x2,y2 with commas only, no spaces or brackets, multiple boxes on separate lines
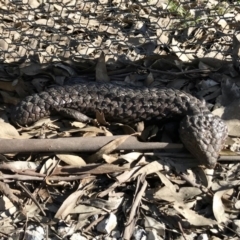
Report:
179,113,228,168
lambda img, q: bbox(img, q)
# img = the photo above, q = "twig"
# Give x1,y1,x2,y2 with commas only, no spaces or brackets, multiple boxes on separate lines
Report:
125,61,214,75
0,174,94,181
0,181,22,210
16,181,46,216
84,212,108,232
123,174,147,240
178,222,187,240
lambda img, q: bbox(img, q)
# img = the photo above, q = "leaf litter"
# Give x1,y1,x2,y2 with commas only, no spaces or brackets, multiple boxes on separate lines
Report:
0,52,240,239
0,0,239,239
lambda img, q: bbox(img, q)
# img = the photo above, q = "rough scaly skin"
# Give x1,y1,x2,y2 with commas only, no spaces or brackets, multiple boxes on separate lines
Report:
11,82,228,167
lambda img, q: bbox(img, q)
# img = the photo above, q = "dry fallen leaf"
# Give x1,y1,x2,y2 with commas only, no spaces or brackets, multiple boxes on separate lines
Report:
144,216,165,238
87,135,130,163
95,52,110,82
213,188,230,223
54,188,85,219
171,38,194,62
0,118,20,139
130,161,164,180
120,152,143,163
173,202,216,227
96,213,117,234
56,154,86,166
0,91,19,105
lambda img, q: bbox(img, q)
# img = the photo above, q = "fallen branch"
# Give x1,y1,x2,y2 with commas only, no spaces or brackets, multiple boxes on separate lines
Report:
0,136,238,162
0,136,183,153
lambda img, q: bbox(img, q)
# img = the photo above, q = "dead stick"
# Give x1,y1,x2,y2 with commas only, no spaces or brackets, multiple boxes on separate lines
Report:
0,136,183,153
0,136,237,162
